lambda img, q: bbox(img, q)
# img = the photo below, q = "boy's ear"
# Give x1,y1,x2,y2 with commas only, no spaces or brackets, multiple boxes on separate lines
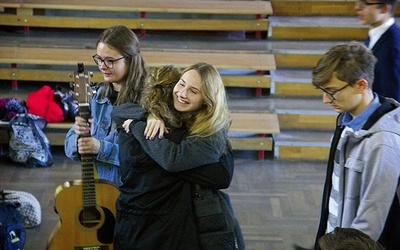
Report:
382,3,392,14
356,79,369,92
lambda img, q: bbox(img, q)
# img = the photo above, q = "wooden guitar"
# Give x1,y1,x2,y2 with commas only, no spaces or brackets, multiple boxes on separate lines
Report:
47,63,119,250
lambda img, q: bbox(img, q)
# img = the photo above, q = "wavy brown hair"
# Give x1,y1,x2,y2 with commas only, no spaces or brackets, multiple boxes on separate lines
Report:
141,65,182,128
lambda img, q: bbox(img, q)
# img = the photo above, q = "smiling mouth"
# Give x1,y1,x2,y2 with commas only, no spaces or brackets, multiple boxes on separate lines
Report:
176,96,188,104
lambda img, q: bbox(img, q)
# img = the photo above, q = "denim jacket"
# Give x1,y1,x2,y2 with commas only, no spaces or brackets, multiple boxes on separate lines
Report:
64,85,121,186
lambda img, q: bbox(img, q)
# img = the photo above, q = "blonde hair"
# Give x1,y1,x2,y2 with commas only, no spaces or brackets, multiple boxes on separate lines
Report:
140,65,182,128
183,62,230,137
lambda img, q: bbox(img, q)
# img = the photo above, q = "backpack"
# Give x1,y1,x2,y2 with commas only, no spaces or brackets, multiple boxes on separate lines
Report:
7,112,53,168
1,191,41,228
0,202,26,250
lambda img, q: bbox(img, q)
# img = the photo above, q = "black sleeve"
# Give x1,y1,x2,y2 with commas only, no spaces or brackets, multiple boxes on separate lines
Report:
175,141,234,189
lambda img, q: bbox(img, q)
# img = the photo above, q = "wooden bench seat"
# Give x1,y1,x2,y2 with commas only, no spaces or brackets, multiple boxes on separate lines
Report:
0,46,275,71
0,45,275,90
0,112,279,155
271,0,400,16
0,0,272,33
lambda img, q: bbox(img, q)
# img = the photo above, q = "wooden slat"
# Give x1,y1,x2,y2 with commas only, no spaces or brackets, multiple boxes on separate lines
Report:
0,112,279,150
0,69,271,89
0,0,273,15
0,46,276,71
0,15,269,31
274,53,322,69
229,137,273,151
274,82,321,97
271,0,400,16
278,146,329,161
229,112,280,134
278,114,336,130
271,26,368,40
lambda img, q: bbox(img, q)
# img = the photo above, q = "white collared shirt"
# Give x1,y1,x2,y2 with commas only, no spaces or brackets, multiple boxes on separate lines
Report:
368,17,395,49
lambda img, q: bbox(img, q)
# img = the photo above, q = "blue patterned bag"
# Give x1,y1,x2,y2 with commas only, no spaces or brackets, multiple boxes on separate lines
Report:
7,112,53,168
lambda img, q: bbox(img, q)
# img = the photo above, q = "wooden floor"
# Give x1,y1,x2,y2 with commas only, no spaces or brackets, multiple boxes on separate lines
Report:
0,147,326,250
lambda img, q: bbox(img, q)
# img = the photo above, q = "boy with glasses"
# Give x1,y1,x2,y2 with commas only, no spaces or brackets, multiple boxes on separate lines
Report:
355,0,400,101
313,42,400,250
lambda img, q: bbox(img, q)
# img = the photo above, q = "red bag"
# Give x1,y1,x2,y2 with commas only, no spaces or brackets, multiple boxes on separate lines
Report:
26,85,64,123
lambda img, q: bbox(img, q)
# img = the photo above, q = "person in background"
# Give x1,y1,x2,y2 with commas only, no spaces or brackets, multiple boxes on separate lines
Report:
318,227,385,250
112,63,244,249
355,0,400,101
312,42,400,250
64,25,147,186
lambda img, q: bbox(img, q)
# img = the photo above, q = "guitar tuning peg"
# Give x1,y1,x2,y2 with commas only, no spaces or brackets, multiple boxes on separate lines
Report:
89,71,94,77
69,82,74,88
69,73,73,78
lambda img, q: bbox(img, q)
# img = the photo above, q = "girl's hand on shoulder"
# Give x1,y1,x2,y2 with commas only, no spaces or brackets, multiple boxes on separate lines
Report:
145,114,168,140
122,119,134,133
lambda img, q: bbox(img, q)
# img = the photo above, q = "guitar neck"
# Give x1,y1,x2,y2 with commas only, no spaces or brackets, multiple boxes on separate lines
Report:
73,63,97,208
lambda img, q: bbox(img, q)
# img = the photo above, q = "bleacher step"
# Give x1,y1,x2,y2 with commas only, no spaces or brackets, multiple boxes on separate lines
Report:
269,16,368,40
274,130,332,161
271,69,320,97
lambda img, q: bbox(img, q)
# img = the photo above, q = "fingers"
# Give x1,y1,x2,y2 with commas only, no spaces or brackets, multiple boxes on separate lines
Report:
77,137,100,154
122,119,133,133
74,116,90,135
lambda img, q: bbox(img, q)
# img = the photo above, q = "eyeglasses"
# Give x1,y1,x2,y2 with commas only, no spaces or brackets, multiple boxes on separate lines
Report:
357,0,386,6
92,54,126,69
318,83,351,100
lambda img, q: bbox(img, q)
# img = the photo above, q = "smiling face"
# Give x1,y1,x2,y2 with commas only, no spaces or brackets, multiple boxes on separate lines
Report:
96,42,128,85
173,69,204,114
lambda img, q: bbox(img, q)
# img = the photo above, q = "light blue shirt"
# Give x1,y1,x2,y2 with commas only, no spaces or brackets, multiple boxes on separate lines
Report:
341,93,380,131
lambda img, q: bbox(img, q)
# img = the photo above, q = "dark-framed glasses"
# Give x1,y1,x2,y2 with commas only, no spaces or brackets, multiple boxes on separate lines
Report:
92,54,126,69
318,83,351,101
358,0,386,6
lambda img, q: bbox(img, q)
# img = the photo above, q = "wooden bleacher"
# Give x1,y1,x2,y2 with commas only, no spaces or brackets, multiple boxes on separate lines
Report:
0,0,271,34
0,0,278,159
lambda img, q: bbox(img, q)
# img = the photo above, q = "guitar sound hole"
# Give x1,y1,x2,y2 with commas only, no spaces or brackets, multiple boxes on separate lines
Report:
79,207,101,228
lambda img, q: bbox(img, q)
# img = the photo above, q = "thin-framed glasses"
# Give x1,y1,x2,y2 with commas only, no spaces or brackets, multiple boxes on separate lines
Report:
318,83,351,101
358,0,386,6
92,54,126,69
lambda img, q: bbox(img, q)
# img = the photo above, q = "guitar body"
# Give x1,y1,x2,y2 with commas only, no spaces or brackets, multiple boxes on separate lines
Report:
47,63,119,250
47,179,119,250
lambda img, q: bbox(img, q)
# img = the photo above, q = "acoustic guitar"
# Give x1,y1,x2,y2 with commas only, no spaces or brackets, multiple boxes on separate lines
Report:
47,63,119,250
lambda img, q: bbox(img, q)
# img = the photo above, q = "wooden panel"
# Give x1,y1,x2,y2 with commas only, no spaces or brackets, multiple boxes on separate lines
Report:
230,112,280,134
271,26,368,40
278,146,329,161
223,75,271,88
0,69,271,89
271,0,400,16
229,137,273,151
278,114,336,130
274,53,322,69
0,15,268,31
0,46,276,71
0,0,273,15
274,82,320,97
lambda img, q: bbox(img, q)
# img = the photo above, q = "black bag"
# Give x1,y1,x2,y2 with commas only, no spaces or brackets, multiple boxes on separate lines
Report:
54,85,79,121
193,185,239,250
0,202,26,250
7,112,53,168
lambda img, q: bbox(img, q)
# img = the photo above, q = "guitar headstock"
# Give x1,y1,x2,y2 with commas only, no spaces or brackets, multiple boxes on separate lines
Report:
72,63,93,105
